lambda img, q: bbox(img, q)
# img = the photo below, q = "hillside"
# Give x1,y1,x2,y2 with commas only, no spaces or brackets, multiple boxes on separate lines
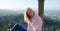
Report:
0,14,60,31
44,16,60,27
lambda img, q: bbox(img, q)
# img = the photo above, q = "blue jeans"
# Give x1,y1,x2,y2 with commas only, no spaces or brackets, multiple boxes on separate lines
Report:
11,23,27,31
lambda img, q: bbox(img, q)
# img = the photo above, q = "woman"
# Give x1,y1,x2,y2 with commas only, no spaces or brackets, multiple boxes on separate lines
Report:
11,8,42,31
24,8,43,31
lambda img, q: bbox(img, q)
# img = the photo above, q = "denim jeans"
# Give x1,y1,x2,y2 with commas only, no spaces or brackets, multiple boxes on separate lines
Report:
11,23,27,31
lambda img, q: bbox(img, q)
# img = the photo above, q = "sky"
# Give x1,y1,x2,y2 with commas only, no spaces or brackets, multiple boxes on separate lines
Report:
0,0,38,10
44,0,60,10
0,0,60,10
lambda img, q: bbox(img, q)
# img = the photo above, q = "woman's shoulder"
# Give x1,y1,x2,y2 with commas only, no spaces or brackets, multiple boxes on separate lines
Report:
35,14,42,22
35,14,41,18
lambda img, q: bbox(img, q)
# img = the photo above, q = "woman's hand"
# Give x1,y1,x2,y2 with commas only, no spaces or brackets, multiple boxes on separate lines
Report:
33,27,38,31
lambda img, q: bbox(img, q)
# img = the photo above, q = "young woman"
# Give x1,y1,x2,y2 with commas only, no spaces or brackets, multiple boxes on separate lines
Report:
24,8,43,31
11,8,42,31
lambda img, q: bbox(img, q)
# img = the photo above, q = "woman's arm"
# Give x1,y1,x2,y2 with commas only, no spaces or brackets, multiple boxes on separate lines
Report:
34,15,43,31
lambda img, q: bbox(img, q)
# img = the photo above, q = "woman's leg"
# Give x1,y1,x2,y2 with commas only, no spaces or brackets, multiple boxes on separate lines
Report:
11,23,27,31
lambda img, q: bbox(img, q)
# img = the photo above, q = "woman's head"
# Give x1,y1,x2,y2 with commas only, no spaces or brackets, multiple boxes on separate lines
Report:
24,8,35,23
26,8,35,18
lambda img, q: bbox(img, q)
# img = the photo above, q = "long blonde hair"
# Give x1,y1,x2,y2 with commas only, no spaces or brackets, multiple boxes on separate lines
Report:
24,8,35,23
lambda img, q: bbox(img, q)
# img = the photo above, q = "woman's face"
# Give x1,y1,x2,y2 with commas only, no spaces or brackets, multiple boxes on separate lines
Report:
27,9,34,17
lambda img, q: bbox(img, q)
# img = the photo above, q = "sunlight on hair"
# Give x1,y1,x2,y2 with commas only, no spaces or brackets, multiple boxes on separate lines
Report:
24,9,30,24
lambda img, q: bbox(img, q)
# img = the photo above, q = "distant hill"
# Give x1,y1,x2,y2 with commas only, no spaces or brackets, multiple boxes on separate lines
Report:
0,9,24,17
44,10,60,16
44,10,60,21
